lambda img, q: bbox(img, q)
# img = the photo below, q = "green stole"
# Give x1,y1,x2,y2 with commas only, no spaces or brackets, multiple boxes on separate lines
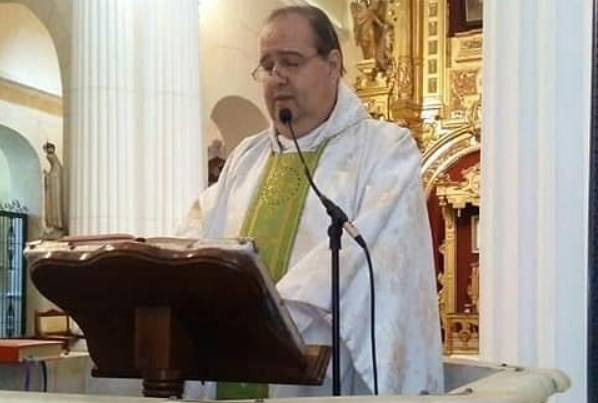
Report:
216,140,328,400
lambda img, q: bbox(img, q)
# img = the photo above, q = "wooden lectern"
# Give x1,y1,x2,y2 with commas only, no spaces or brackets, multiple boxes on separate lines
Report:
26,236,331,398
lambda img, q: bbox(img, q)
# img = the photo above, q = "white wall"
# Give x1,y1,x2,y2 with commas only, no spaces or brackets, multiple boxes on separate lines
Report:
0,151,9,202
0,3,61,95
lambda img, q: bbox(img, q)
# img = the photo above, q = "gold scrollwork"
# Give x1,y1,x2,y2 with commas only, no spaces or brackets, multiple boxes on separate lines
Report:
450,69,479,111
429,2,438,17
462,36,482,51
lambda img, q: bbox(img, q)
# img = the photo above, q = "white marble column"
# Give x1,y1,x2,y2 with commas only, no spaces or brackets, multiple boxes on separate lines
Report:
70,0,137,235
69,0,203,236
481,0,591,402
139,0,202,236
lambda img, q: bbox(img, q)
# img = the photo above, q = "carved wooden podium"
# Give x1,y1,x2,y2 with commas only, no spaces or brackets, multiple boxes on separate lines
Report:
26,236,330,398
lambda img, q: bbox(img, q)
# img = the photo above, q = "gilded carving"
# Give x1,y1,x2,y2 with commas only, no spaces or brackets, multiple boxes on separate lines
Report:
395,55,414,100
462,36,482,51
436,162,480,210
444,313,478,354
428,59,437,74
429,2,438,17
421,119,440,152
364,99,388,120
428,77,438,93
436,162,480,355
450,69,478,111
467,94,482,136
437,268,446,332
422,129,480,195
466,263,479,313
455,33,483,63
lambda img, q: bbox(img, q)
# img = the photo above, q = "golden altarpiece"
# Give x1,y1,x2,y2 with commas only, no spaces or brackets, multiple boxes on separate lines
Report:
351,0,482,355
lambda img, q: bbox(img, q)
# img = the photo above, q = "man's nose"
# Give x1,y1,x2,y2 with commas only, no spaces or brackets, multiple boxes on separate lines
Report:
269,65,289,83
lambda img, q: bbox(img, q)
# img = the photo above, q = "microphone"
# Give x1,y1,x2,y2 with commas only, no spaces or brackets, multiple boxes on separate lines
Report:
279,108,292,124
278,108,366,249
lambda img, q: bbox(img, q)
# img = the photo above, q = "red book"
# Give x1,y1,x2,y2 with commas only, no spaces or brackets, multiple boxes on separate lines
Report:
0,339,64,363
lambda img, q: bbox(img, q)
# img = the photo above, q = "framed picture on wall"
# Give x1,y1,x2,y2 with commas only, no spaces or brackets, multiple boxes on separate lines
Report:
471,215,480,253
448,0,483,36
465,0,483,25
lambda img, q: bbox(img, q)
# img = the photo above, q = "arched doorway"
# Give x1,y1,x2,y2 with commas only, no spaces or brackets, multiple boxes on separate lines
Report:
0,124,41,336
210,95,269,155
0,125,42,237
207,96,268,185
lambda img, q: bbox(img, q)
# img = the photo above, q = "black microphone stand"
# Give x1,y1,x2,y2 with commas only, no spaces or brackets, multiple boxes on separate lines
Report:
279,109,343,396
324,198,344,396
316,196,360,396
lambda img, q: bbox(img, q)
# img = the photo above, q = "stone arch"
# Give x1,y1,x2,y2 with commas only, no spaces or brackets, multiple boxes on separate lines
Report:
0,0,72,175
0,124,42,238
0,0,72,95
210,95,269,155
422,127,480,197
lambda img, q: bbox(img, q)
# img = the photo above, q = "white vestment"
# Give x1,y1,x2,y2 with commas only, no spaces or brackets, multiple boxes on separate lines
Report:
180,82,444,396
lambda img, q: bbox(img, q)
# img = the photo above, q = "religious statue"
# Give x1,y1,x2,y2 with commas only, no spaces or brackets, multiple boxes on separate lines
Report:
350,0,389,71
42,142,65,239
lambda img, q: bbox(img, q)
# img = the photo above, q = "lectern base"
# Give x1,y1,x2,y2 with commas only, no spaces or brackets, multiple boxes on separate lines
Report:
142,369,183,398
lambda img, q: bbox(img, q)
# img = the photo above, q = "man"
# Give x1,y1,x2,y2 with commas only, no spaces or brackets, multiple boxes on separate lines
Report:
180,5,443,398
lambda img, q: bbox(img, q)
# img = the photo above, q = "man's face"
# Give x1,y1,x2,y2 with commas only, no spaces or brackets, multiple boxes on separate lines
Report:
258,13,340,138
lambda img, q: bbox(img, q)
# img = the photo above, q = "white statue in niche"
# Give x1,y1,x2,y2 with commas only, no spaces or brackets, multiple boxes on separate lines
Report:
42,142,66,239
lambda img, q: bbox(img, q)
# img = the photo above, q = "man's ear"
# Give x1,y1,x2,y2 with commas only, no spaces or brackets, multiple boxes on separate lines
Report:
327,49,342,80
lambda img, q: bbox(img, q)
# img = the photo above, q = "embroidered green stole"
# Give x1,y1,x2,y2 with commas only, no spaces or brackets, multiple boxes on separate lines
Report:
216,141,328,400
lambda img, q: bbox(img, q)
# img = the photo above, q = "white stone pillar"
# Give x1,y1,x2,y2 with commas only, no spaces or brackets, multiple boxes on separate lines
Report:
481,0,591,402
70,0,137,235
139,0,202,236
69,0,202,236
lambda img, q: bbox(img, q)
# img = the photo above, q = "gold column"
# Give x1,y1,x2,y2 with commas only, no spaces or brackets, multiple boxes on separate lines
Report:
439,200,457,315
389,0,424,136
421,0,448,120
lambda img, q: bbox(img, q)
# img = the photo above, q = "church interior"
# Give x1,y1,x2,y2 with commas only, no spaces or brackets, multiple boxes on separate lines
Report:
0,0,591,402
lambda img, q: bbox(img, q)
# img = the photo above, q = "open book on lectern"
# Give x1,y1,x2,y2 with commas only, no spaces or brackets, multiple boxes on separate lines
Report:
25,235,331,387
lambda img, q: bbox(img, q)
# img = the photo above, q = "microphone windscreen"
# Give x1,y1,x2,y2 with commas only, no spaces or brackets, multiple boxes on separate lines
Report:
279,108,293,124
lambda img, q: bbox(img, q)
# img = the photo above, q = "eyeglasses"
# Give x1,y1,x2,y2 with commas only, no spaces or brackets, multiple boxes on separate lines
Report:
251,53,320,82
